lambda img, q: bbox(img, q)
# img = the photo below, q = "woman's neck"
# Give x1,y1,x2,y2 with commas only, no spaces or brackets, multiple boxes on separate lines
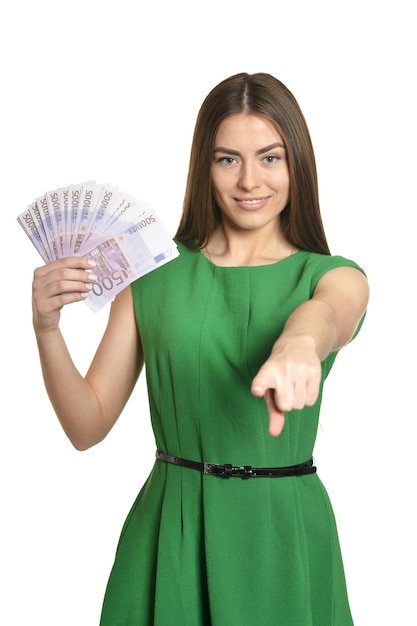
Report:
203,224,297,267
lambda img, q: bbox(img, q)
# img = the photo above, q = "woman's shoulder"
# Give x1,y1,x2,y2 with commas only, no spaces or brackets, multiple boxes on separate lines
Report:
296,249,366,276
285,250,367,300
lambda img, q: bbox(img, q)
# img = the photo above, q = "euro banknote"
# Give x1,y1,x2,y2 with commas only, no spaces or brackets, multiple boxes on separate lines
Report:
17,181,179,312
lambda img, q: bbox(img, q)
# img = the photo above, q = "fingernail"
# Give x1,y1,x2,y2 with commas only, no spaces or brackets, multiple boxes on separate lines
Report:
87,273,97,282
87,259,97,267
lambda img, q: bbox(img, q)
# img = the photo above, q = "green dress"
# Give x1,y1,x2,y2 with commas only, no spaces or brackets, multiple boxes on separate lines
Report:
100,242,365,625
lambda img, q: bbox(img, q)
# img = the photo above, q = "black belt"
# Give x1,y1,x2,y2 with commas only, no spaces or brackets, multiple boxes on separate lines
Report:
156,450,316,479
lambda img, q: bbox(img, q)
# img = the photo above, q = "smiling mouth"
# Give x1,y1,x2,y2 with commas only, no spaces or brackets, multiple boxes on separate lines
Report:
235,197,269,208
240,198,263,204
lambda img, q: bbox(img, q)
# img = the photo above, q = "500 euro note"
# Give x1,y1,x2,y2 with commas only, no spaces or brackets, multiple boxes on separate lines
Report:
17,204,51,264
82,209,179,312
18,183,180,311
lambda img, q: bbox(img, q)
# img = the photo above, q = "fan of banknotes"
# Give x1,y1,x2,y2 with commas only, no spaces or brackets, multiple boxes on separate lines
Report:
17,180,179,312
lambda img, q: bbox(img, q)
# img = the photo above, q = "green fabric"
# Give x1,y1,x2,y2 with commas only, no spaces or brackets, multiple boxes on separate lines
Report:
100,243,365,625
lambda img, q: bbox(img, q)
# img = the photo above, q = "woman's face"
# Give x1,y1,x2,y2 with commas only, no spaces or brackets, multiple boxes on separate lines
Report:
211,113,290,234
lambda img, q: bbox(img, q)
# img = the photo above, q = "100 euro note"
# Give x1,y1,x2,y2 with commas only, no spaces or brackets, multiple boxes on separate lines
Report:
82,209,179,312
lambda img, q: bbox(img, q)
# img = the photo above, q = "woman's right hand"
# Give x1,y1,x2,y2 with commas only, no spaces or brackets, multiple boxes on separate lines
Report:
32,257,97,333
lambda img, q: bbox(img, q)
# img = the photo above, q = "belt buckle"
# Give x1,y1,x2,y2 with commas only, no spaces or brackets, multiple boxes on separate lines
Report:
203,462,213,475
203,462,253,478
235,465,253,478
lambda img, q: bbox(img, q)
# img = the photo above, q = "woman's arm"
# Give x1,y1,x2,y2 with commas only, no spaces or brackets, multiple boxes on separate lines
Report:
32,257,144,450
251,265,369,436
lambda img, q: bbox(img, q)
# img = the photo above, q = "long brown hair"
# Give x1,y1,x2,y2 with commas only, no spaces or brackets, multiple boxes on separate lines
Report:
175,72,331,255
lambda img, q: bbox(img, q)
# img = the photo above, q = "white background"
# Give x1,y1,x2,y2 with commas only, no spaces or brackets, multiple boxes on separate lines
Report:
1,1,415,624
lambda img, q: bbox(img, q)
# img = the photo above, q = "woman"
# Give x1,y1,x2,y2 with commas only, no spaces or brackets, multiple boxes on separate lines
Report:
32,73,369,625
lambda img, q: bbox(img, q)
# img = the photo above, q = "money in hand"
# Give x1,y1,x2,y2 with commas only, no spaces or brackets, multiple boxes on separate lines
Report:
17,181,179,312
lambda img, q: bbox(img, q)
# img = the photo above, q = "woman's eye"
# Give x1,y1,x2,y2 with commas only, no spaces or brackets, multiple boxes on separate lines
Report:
264,155,280,164
219,156,237,165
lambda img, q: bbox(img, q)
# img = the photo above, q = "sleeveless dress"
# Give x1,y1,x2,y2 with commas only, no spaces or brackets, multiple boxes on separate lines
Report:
100,242,366,625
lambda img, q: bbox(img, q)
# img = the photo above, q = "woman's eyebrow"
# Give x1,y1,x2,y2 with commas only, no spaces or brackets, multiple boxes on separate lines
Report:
257,142,286,155
213,142,286,156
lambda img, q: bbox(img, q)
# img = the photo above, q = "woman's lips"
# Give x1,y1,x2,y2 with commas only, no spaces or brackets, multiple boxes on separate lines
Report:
234,196,270,210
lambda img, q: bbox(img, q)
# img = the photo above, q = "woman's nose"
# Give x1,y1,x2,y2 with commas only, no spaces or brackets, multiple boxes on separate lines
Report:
238,162,260,191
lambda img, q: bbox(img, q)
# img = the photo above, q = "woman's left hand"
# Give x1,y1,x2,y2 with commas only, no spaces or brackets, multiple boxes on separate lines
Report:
251,336,321,436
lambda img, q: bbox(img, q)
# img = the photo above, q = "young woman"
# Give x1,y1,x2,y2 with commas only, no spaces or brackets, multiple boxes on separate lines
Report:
32,73,369,625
